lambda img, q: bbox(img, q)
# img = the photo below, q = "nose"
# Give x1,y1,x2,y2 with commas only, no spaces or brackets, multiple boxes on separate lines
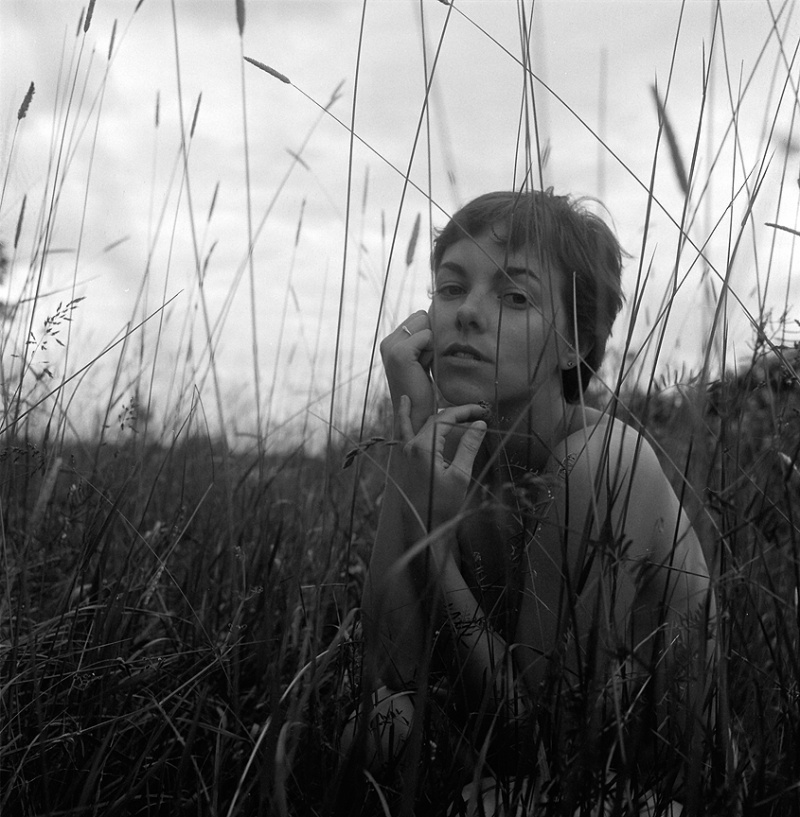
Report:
455,289,489,332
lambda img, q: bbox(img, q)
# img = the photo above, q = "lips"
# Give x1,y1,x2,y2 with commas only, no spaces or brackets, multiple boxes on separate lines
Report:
442,343,490,362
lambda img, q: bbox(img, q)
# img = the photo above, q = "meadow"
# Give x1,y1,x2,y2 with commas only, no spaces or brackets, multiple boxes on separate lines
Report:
2,1,800,814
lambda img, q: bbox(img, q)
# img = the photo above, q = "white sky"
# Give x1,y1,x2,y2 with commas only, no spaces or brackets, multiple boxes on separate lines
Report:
1,0,799,449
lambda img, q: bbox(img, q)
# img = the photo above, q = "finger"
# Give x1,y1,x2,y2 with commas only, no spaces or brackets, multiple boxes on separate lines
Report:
419,346,434,372
432,403,490,430
449,420,487,475
400,309,429,332
397,394,414,444
404,327,432,353
432,418,448,459
383,328,432,362
395,312,424,338
410,403,486,459
405,404,446,458
395,312,431,343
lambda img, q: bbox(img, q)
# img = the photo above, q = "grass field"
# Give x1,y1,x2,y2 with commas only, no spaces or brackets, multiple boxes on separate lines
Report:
2,1,800,815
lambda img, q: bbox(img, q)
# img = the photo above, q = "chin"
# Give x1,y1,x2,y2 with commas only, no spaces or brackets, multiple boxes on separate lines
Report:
435,378,493,408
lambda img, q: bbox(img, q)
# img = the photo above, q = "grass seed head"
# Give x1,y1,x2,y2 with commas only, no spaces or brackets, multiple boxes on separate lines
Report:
108,19,117,60
405,213,421,268
14,194,26,249
84,0,96,34
244,56,291,85
190,93,202,139
17,82,34,120
236,0,245,37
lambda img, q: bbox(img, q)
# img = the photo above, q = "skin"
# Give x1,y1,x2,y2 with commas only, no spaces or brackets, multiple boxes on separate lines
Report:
355,230,714,800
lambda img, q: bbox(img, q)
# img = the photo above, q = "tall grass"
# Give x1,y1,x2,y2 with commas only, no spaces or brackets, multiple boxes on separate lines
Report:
1,1,800,814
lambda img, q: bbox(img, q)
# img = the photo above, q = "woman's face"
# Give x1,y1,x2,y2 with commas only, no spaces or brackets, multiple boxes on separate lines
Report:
429,231,571,415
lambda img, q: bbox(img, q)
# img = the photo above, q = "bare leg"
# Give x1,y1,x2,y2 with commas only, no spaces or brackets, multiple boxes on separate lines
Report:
341,686,416,772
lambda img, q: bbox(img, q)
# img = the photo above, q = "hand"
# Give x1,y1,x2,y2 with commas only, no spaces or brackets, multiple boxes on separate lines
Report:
380,310,435,435
395,395,487,540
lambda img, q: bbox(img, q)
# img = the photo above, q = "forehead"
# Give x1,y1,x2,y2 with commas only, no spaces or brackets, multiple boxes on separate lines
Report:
436,230,555,278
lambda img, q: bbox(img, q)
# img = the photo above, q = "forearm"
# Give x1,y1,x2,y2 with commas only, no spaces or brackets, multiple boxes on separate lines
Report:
361,449,433,689
362,466,507,706
434,553,526,723
361,397,488,692
618,575,717,786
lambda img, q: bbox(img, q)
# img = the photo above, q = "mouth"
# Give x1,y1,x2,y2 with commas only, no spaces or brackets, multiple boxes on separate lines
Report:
442,343,490,363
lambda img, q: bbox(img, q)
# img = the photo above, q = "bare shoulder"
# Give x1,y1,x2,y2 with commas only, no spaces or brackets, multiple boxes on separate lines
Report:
551,410,660,496
551,412,700,565
513,410,714,685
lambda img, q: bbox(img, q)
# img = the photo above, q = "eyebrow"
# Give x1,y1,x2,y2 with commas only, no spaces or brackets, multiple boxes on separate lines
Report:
502,265,540,284
435,261,540,284
435,261,466,276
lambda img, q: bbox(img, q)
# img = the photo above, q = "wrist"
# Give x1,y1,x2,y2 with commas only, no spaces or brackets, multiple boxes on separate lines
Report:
405,528,462,583
430,548,462,583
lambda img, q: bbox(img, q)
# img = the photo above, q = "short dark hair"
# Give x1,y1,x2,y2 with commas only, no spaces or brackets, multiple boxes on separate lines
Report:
431,190,625,402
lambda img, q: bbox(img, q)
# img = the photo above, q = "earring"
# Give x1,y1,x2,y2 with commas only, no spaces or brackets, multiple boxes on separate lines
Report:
565,359,575,368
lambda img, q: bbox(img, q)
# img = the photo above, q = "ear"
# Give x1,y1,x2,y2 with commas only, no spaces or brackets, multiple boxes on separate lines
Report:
559,340,594,371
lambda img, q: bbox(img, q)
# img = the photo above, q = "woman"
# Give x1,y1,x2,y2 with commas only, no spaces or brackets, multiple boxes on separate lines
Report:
352,191,715,814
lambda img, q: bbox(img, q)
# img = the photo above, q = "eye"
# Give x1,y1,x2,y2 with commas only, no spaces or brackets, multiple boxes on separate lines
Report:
500,290,533,308
433,284,464,299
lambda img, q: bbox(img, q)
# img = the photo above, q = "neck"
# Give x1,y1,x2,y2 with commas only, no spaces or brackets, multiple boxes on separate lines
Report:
481,394,576,474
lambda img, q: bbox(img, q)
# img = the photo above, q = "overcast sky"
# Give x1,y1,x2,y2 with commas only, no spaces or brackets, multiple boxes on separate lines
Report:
2,1,799,448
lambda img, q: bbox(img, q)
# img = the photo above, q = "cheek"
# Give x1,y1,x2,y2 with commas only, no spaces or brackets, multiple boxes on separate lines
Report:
500,319,553,357
428,303,446,341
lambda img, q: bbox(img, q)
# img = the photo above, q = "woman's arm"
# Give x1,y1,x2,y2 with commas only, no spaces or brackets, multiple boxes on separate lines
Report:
512,423,714,754
567,424,715,775
361,314,439,688
361,445,432,689
361,388,489,691
595,428,714,672
362,310,525,716
619,436,716,767
433,552,527,723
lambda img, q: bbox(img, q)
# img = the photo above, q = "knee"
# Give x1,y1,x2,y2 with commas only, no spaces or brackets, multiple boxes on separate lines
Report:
341,685,416,771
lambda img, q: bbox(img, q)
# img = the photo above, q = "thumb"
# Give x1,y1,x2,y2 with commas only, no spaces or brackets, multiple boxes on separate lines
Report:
450,420,486,475
408,328,433,359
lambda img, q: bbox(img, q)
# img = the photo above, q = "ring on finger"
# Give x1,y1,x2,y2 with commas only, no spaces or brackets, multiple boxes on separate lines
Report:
401,325,412,336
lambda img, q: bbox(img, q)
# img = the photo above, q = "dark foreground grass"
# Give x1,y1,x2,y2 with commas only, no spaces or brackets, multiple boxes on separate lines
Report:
2,346,800,816
0,430,376,815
